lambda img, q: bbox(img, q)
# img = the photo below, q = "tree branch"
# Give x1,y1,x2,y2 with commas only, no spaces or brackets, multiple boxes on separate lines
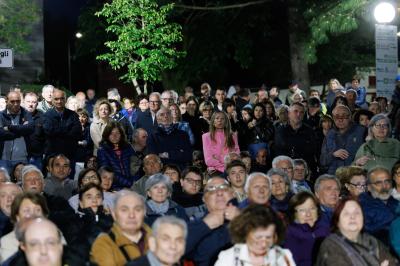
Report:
175,0,270,10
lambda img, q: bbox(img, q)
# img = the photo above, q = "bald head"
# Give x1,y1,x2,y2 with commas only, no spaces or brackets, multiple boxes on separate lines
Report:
52,89,66,112
6,91,22,114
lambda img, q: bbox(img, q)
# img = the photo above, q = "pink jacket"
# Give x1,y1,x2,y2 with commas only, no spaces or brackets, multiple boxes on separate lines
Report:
202,130,240,173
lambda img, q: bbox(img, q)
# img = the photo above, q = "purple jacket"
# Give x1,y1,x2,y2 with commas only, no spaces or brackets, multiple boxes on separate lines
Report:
284,218,330,266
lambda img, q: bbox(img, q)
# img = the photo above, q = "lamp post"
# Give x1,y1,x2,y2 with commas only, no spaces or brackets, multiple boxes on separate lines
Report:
67,32,83,91
374,2,397,100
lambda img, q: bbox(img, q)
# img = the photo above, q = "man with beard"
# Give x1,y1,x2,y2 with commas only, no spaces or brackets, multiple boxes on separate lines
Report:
359,166,398,245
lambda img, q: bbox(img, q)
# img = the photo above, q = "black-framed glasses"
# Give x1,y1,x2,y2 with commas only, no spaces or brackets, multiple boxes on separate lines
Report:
348,182,367,190
204,183,230,193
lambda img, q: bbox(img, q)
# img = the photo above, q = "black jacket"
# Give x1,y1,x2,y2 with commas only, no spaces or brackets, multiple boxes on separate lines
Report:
43,108,82,160
26,110,46,157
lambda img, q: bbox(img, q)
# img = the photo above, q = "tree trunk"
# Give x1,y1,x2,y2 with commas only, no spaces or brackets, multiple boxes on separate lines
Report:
144,81,148,94
132,78,142,95
287,2,310,93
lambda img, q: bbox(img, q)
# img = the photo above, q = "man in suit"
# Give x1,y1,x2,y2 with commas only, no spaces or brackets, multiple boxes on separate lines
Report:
135,92,161,134
126,216,187,266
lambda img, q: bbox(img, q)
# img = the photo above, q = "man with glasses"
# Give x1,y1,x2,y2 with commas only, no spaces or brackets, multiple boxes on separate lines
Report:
359,166,398,245
0,91,34,173
320,105,366,174
160,90,174,109
184,177,240,266
135,92,161,134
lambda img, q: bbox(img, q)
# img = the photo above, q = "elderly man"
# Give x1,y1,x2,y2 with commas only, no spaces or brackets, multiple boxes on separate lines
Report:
37,84,54,113
160,90,174,109
320,105,366,174
0,91,34,173
20,218,64,266
251,148,270,173
43,89,82,164
147,108,192,170
91,190,152,266
359,167,398,244
274,102,318,178
136,92,161,134
132,154,162,196
24,92,46,170
185,177,240,266
239,172,271,209
0,182,22,237
127,216,187,266
43,154,77,200
314,174,340,226
21,164,76,243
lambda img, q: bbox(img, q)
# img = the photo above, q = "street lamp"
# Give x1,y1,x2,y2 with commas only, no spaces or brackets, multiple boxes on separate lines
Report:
68,32,83,91
374,2,396,23
374,1,397,100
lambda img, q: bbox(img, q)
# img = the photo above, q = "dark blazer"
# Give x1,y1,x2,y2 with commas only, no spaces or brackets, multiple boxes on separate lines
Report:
135,110,158,134
126,255,151,266
42,108,82,160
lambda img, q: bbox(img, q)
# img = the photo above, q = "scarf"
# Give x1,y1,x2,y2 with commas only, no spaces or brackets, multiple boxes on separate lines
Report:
159,124,175,135
147,199,169,214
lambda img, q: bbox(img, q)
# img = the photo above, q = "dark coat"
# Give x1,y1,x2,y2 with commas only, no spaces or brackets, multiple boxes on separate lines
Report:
75,123,94,162
111,112,134,142
144,199,189,226
274,123,318,177
270,192,293,213
284,219,330,266
135,110,158,135
359,191,398,245
26,110,45,157
147,126,192,170
97,143,135,189
0,107,34,156
0,210,12,237
182,112,203,150
42,108,82,160
126,255,151,266
185,217,232,266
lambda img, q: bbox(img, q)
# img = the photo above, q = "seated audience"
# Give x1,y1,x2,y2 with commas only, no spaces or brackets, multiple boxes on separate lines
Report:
314,174,340,226
339,166,367,197
226,160,247,202
292,159,312,193
239,172,271,208
268,168,293,213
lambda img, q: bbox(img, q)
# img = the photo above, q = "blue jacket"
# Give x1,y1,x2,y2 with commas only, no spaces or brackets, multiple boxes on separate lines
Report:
390,204,400,257
121,108,138,128
135,110,158,135
270,192,293,213
144,199,189,226
320,123,366,174
147,126,192,170
347,86,367,108
0,107,34,156
284,218,330,266
185,217,232,266
359,192,398,235
43,108,81,160
97,143,135,189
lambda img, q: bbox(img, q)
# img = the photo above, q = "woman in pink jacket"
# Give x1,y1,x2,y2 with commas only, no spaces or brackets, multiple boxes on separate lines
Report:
202,111,240,173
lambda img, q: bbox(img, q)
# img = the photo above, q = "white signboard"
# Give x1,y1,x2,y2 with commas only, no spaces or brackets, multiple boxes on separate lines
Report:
0,48,13,68
375,24,398,100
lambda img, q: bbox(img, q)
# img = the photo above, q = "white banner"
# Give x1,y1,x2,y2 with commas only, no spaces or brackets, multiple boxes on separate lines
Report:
0,48,13,68
375,24,398,100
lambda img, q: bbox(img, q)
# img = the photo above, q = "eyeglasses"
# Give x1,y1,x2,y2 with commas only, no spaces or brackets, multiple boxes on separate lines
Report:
296,207,318,215
370,179,392,186
279,167,293,172
373,123,389,129
184,178,202,186
348,182,367,189
204,183,230,193
82,175,99,182
149,101,160,104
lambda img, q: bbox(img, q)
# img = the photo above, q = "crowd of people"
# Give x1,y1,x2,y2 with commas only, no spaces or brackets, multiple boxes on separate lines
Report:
0,75,400,265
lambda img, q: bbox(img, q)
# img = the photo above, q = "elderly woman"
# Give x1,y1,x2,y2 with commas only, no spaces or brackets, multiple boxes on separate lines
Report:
317,197,398,265
239,172,271,209
284,191,330,266
144,174,188,226
215,204,295,266
90,98,112,155
97,121,135,190
0,192,49,262
338,166,367,197
292,159,312,193
268,168,293,213
354,114,400,171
